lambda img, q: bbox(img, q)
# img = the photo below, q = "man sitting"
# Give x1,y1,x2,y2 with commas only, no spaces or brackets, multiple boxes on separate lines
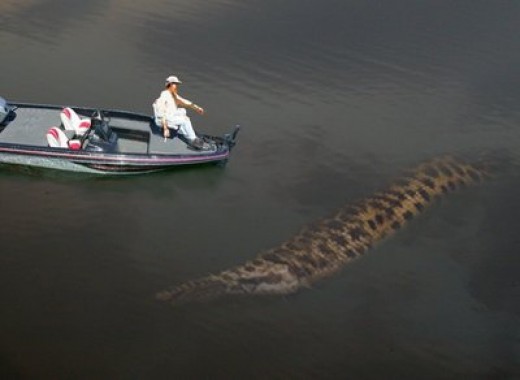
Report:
153,75,205,148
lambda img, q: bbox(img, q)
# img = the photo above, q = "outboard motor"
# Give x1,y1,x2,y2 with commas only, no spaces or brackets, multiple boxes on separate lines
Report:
0,97,10,125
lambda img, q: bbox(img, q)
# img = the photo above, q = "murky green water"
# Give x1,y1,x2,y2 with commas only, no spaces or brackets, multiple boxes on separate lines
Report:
0,1,519,378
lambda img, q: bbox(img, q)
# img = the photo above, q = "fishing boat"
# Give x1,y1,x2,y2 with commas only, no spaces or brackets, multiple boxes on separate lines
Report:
0,96,239,175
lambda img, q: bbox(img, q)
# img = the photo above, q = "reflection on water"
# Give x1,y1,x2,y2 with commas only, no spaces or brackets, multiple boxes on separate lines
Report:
0,0,109,41
0,0,39,13
0,0,519,378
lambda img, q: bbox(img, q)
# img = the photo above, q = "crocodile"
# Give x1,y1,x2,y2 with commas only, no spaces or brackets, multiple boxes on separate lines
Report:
157,155,488,305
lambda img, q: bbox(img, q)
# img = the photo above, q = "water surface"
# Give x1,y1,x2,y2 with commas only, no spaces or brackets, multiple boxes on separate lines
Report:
0,1,519,378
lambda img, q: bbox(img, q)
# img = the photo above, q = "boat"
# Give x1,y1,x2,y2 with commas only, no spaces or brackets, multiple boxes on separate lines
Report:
0,96,239,175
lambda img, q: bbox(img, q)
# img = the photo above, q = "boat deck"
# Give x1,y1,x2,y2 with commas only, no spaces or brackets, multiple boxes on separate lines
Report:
0,106,208,156
0,107,59,146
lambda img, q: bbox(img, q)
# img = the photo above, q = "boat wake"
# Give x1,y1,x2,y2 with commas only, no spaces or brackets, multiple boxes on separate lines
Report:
156,155,489,306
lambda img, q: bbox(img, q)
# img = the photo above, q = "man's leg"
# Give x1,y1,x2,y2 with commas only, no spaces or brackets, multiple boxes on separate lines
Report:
177,116,197,141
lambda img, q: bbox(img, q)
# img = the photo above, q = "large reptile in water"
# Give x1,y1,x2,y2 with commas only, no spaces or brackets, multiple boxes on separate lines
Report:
157,155,489,305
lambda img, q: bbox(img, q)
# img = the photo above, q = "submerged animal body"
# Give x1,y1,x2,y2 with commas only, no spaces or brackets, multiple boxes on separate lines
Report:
157,156,488,305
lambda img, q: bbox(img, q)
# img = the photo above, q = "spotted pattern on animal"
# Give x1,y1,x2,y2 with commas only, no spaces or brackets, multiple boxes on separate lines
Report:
156,156,488,305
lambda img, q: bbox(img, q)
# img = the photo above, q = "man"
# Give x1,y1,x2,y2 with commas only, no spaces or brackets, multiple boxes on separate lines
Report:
153,75,205,147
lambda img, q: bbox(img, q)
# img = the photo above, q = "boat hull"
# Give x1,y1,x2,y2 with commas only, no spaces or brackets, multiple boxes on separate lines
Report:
0,101,239,175
0,148,230,174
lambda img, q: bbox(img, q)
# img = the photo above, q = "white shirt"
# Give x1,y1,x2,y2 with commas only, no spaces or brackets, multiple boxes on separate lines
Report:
154,90,192,120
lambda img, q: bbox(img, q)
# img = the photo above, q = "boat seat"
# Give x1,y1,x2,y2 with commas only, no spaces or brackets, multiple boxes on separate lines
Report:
46,127,81,150
152,102,162,126
60,107,91,136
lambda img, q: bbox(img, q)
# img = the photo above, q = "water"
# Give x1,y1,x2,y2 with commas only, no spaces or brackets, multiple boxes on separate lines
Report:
1,1,519,378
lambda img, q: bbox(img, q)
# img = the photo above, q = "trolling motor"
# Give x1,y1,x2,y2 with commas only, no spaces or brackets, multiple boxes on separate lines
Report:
224,125,240,149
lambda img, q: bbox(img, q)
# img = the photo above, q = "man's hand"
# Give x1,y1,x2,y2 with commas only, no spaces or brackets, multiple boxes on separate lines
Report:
192,104,205,115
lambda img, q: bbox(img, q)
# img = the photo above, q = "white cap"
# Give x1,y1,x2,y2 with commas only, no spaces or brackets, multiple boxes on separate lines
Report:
165,75,182,85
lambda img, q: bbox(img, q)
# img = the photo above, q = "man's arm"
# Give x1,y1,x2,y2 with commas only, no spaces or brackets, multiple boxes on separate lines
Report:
176,95,205,115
